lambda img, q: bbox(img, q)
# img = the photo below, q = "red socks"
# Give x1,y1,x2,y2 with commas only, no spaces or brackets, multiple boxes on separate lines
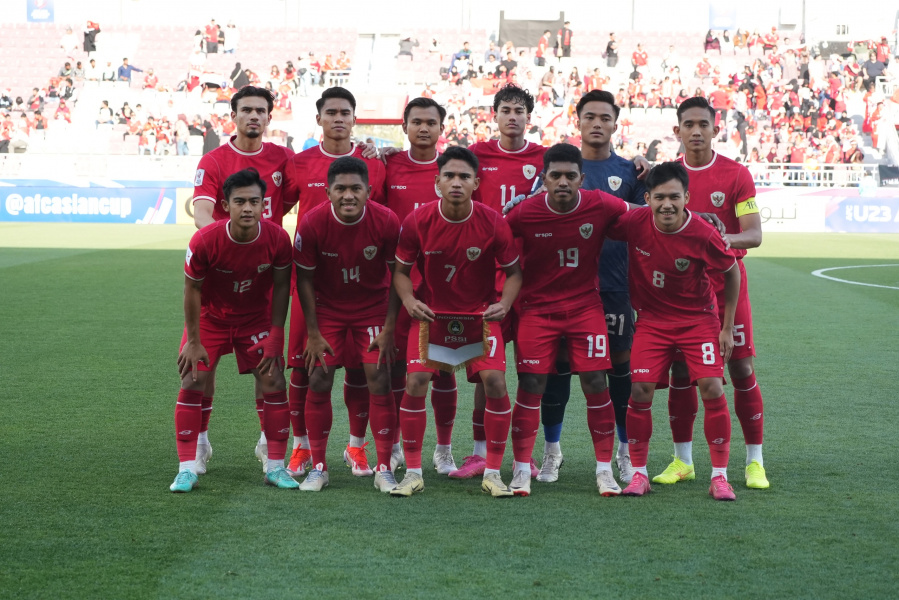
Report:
431,371,457,446
472,408,486,443
484,394,512,470
626,399,653,468
399,393,427,469
288,369,309,438
263,391,289,460
254,397,265,431
733,373,764,445
200,395,213,432
344,370,369,440
702,394,731,469
369,393,395,470
305,390,332,470
586,390,615,463
175,389,203,461
511,390,541,463
668,377,698,443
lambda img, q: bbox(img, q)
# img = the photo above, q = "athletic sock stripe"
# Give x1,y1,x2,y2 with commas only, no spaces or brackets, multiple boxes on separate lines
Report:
289,382,309,389
586,400,613,409
628,404,652,411
264,400,289,406
399,407,427,413
201,407,213,411
176,402,202,407
669,385,692,390
345,382,368,388
514,401,540,410
472,423,485,427
608,372,631,378
392,388,406,393
432,387,458,392
734,383,758,392
485,408,512,415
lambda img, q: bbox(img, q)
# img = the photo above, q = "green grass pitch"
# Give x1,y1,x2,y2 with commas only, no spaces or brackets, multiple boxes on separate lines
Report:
1,224,897,599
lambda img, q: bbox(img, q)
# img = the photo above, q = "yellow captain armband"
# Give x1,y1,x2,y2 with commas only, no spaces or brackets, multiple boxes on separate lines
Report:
735,198,759,217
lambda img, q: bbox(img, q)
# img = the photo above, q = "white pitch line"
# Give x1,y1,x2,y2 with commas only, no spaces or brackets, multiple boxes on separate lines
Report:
811,264,899,290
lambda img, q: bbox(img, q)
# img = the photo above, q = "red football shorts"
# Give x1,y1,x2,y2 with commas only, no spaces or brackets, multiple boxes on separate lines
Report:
631,317,724,385
287,287,308,369
180,314,274,375
711,260,755,360
313,309,388,368
516,306,612,374
407,319,505,382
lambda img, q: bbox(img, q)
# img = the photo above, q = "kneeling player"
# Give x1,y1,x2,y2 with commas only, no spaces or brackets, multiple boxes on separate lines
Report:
507,143,635,497
171,168,295,492
294,157,401,492
607,162,741,501
392,146,522,498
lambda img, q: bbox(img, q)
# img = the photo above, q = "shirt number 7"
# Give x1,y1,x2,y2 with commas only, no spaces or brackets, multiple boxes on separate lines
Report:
445,264,457,282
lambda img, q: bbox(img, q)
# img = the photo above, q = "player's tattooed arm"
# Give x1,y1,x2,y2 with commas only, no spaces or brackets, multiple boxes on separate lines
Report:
394,260,434,322
485,261,522,321
178,276,209,382
719,263,741,363
251,267,290,377
296,266,335,374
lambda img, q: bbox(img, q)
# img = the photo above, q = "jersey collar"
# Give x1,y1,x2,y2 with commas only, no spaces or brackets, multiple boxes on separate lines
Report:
226,221,262,244
407,149,439,165
438,200,473,223
653,209,692,234
330,203,366,226
227,136,264,156
497,139,531,154
682,152,717,171
545,190,582,215
318,143,356,159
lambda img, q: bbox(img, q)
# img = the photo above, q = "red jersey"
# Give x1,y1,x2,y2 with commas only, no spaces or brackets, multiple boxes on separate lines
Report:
395,201,519,312
632,50,648,66
506,190,628,314
677,152,757,259
282,143,387,227
608,209,736,324
185,220,293,324
193,137,294,226
294,201,400,319
470,139,545,213
383,150,440,223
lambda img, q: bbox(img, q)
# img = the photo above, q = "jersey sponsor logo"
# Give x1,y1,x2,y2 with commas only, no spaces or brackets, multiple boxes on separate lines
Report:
447,320,464,335
633,368,650,373
466,247,481,261
323,251,338,257
272,171,282,187
481,167,499,171
710,191,726,207
185,246,193,265
390,185,407,189
425,250,442,255
521,359,540,365
579,223,594,239
635,246,650,256
194,169,205,186
294,233,302,251
215,268,233,273
675,258,690,271
308,182,326,188
523,164,537,180
535,233,552,238
258,263,271,273
607,175,622,191
363,245,377,260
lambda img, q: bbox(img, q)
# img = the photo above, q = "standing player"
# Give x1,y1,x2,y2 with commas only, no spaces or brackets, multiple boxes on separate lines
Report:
532,90,647,485
171,168,296,492
383,97,459,475
448,84,545,480
608,162,741,501
294,157,401,492
190,85,295,473
658,96,768,490
281,86,387,479
506,143,633,497
391,146,522,498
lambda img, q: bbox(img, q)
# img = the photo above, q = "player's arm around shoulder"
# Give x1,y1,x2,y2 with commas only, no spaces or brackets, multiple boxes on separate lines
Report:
719,261,741,363
192,154,219,229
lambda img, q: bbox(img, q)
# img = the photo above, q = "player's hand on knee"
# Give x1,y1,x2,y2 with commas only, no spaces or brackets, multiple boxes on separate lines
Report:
368,328,396,373
250,326,285,377
178,342,209,381
719,326,734,364
303,333,335,375
483,301,508,321
405,299,435,322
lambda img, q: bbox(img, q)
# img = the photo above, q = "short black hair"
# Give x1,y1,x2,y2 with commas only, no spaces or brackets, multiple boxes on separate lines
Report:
223,168,267,202
676,96,715,122
403,97,446,124
543,143,582,174
316,86,356,113
437,145,478,174
230,85,274,114
493,83,534,114
576,89,620,119
645,162,689,194
327,156,369,187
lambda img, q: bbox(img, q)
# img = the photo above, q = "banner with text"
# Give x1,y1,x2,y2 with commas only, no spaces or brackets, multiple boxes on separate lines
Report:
0,186,182,224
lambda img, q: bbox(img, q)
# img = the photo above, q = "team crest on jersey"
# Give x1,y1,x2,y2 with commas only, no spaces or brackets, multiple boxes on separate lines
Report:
294,233,302,251
607,176,622,191
579,223,594,239
523,164,537,180
258,263,271,273
194,169,205,186
466,247,481,261
363,245,377,260
710,192,726,207
272,171,282,187
675,258,690,271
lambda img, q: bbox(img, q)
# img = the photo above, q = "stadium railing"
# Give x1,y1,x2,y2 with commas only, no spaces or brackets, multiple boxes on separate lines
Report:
746,163,878,187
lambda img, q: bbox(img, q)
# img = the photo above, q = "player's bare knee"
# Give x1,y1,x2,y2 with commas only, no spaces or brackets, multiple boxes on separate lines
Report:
364,365,390,396
727,357,754,380
580,370,608,395
631,381,655,403
670,360,690,379
473,382,487,409
406,372,431,397
180,373,208,392
309,368,334,394
481,372,507,398
698,377,724,399
518,372,546,395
